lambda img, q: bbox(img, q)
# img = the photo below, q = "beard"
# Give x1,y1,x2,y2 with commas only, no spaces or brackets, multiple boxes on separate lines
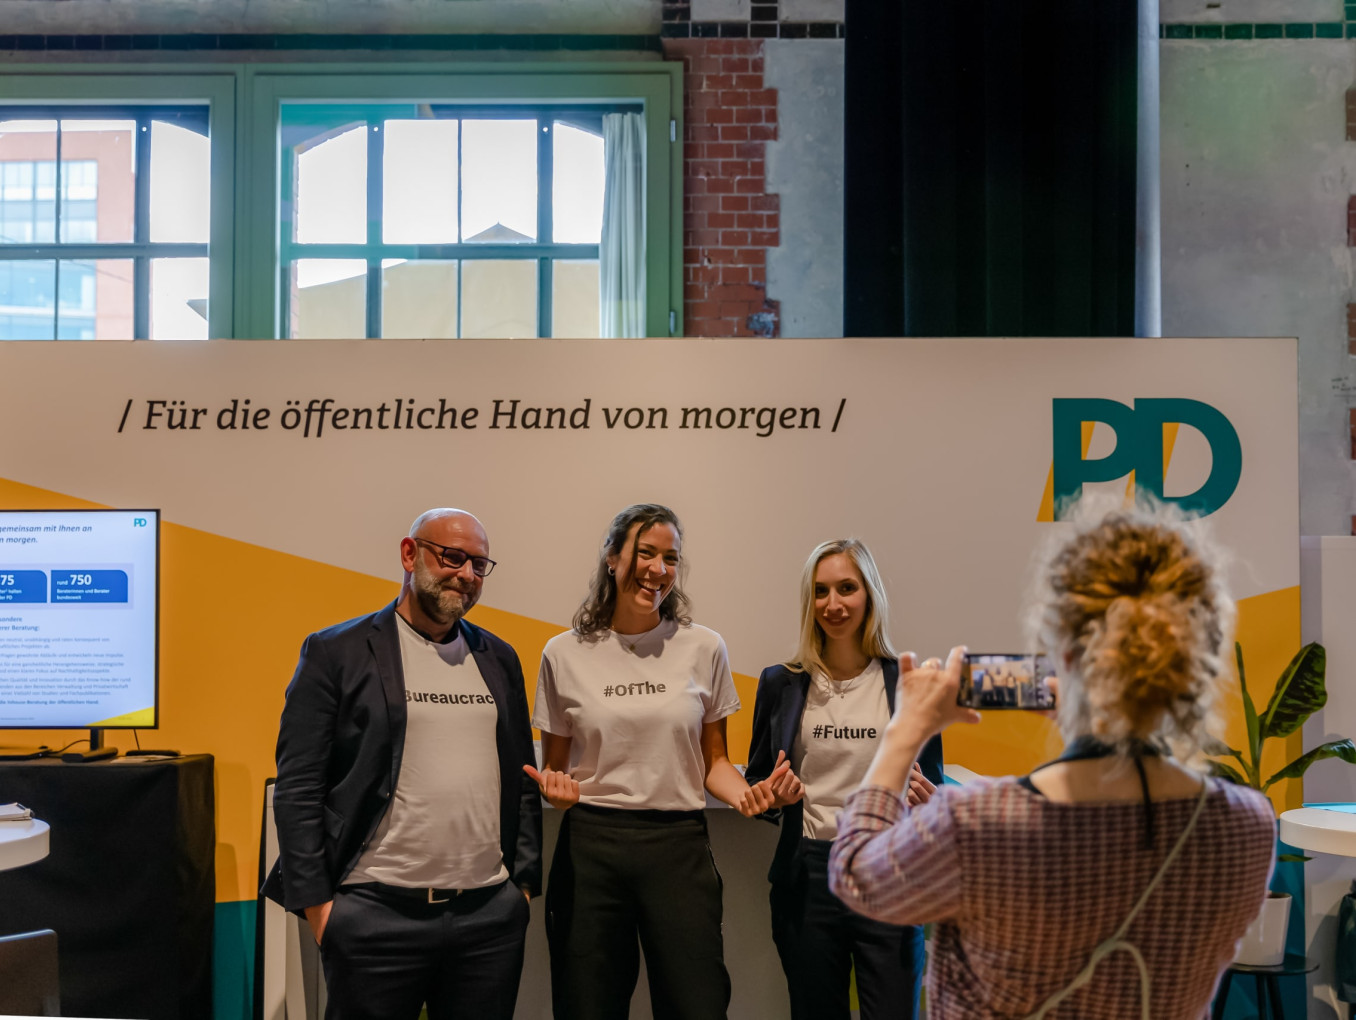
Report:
412,563,477,627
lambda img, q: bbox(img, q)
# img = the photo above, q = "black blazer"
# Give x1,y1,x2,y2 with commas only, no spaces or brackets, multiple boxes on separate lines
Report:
745,657,944,885
261,601,542,911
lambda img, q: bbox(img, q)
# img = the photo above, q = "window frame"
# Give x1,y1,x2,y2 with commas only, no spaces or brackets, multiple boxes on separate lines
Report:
277,100,639,339
245,64,682,340
0,71,237,339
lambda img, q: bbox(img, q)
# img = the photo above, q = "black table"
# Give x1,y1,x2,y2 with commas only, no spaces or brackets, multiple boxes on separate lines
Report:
1212,953,1318,1020
0,754,215,1020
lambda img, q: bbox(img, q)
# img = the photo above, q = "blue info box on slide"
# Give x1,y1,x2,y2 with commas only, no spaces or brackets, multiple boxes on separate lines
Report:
0,570,48,603
49,570,129,604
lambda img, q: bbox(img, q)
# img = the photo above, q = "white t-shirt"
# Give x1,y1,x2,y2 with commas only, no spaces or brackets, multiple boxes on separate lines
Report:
792,658,890,840
532,619,741,811
345,616,509,889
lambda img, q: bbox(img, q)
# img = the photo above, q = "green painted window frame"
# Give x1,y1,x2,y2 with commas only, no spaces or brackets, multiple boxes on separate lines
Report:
0,60,684,341
0,69,237,339
243,64,682,340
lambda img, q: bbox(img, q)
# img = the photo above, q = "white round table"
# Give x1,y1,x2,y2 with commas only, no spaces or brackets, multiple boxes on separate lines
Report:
1278,807,1356,857
0,818,49,870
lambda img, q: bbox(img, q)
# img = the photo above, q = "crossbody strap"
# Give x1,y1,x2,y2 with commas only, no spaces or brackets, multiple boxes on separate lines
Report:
1022,778,1212,1020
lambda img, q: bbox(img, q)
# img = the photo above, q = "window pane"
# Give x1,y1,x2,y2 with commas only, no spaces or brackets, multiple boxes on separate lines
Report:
150,119,210,243
553,123,604,245
0,259,54,339
60,120,135,243
0,122,57,245
461,120,536,243
56,259,133,339
553,259,600,338
461,259,536,338
151,258,209,340
383,121,458,244
382,259,457,339
294,125,367,244
290,259,367,338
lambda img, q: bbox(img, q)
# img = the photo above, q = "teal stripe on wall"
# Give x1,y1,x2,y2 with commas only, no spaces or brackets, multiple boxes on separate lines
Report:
215,900,256,1020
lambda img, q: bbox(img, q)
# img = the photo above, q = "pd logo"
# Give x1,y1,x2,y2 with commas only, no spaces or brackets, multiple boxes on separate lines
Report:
1042,398,1241,521
133,518,148,527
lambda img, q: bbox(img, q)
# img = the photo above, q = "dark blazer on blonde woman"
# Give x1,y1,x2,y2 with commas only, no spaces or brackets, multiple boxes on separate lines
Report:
746,656,944,883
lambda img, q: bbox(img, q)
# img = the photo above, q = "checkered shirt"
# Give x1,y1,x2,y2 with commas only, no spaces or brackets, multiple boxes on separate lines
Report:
829,777,1276,1020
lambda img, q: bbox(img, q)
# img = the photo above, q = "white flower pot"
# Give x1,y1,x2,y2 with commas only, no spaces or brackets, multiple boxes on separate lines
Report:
1234,891,1290,967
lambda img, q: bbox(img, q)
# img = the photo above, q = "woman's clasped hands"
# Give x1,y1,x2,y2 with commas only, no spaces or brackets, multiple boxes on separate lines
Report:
734,750,803,817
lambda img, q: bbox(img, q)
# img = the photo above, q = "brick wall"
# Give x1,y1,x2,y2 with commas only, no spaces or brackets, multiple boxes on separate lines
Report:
663,37,782,337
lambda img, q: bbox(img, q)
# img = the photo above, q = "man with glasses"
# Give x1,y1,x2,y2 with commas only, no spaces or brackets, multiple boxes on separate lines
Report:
263,508,541,1020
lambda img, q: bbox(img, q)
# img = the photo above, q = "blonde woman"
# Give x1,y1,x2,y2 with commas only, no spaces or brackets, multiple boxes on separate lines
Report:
746,539,941,1020
829,505,1276,1020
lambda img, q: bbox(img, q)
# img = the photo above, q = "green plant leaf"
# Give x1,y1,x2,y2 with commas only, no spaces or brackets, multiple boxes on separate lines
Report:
1237,643,1260,782
1262,738,1356,789
1277,853,1312,863
1208,760,1248,785
1260,643,1327,740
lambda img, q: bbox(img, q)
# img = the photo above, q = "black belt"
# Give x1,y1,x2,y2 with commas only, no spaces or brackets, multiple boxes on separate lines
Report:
346,880,505,905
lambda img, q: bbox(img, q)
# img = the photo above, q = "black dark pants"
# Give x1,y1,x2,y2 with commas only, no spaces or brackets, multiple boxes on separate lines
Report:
319,879,530,1020
545,805,732,1020
770,838,924,1020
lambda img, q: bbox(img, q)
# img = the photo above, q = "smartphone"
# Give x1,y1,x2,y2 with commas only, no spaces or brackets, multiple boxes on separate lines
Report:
957,653,1057,710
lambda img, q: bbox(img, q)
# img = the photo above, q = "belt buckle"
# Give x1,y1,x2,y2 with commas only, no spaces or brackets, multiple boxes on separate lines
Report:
427,888,450,904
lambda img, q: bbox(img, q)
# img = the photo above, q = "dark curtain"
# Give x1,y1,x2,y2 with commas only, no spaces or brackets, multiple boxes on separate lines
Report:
844,0,1140,338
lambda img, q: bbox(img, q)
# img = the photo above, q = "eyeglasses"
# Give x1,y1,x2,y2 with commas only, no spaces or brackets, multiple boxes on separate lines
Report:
413,538,497,577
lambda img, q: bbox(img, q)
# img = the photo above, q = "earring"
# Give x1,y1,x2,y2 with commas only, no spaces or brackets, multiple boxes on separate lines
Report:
607,566,615,576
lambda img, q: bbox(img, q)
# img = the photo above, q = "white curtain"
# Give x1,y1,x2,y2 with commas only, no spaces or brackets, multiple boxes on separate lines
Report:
599,112,647,338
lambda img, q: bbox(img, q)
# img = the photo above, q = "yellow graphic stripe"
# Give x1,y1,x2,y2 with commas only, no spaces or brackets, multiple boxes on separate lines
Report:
91,706,155,728
1037,421,1095,522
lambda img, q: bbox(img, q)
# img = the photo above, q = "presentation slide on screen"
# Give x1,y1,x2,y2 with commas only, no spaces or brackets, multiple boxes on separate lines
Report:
0,509,158,729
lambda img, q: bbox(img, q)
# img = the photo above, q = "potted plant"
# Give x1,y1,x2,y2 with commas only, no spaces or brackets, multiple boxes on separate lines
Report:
1211,641,1351,966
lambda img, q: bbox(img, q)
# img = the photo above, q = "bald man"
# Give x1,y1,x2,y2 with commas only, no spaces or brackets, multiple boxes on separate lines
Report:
263,509,541,1020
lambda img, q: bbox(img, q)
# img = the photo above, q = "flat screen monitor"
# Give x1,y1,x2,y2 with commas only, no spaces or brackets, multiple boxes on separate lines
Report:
0,509,159,730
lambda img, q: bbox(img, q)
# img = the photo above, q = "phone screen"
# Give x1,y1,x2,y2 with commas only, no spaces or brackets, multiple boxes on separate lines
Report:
957,653,1057,710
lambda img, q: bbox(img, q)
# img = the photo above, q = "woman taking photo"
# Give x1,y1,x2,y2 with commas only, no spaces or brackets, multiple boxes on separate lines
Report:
528,503,793,1020
829,505,1277,1020
747,538,942,1020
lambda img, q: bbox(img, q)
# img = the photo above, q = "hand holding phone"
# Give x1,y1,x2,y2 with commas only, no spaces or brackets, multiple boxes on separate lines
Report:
956,653,1057,710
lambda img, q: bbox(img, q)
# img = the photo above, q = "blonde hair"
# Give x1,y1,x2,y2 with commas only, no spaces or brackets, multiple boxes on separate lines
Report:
1028,500,1234,757
787,539,897,677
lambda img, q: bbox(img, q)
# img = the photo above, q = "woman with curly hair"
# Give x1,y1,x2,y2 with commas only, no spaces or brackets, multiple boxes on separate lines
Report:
829,504,1276,1020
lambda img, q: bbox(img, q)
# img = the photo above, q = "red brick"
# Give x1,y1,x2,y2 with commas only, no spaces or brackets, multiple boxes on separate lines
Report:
706,142,735,159
734,141,763,160
1347,88,1356,142
721,265,751,286
735,176,764,194
734,211,763,229
703,247,736,264
1351,515,1356,536
1351,407,1356,458
748,88,777,106
690,194,720,213
721,229,750,246
751,229,780,246
722,160,751,177
722,194,751,212
721,125,750,141
707,107,735,126
733,248,766,266
689,159,719,178
719,301,756,318
750,194,779,212
734,75,764,90
749,124,777,141
708,213,735,230
706,177,735,194
690,125,720,143
719,91,751,108
749,57,764,74
1348,302,1356,337
686,175,707,195
735,106,764,125
749,161,765,177
707,74,735,91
